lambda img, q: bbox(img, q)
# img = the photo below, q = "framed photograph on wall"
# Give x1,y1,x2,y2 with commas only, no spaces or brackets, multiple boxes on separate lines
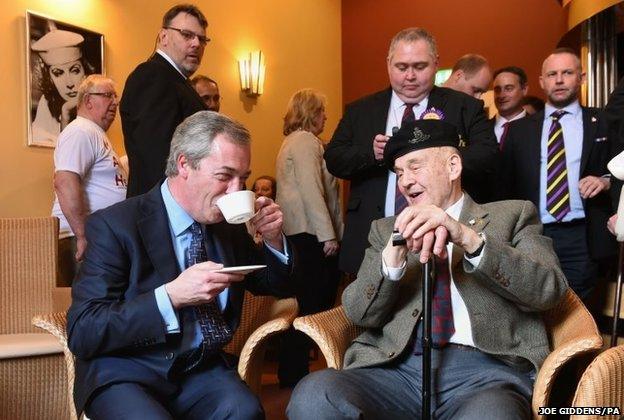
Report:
26,10,104,147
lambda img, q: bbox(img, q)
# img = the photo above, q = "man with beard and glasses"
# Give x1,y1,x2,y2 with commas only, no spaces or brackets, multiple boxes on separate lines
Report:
121,4,208,197
499,48,616,301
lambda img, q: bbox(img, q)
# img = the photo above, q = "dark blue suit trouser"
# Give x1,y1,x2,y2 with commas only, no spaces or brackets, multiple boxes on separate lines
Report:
86,358,264,420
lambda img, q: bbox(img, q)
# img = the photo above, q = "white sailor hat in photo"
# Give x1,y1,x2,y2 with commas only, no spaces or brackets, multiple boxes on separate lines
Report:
31,29,84,66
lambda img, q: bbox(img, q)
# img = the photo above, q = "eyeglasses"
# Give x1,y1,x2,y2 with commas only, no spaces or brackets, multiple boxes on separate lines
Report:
164,27,210,46
88,92,118,99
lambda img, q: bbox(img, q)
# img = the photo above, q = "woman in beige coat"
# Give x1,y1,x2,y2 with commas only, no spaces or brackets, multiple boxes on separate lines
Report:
275,89,343,387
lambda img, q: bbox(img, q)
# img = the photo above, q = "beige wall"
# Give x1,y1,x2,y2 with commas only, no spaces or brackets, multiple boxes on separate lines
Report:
1,0,342,217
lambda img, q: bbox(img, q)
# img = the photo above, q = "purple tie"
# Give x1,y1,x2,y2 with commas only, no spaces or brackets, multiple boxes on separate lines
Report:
499,121,509,151
546,110,570,222
394,103,416,214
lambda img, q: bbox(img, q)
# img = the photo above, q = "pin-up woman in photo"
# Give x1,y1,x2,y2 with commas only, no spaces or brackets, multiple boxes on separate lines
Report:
31,29,94,144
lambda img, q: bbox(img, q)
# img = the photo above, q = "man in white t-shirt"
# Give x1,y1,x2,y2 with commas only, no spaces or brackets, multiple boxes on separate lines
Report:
52,74,127,285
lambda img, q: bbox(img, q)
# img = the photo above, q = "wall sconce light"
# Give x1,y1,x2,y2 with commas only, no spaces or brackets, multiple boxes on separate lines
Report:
238,50,266,96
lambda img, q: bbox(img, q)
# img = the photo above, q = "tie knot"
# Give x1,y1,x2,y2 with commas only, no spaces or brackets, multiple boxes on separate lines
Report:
189,221,202,235
404,102,417,110
550,109,567,121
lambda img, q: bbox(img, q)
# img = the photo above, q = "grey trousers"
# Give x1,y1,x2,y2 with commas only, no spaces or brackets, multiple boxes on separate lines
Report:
287,345,533,420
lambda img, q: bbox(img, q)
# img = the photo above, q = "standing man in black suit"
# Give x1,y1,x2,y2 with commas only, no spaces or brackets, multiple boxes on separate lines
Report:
492,66,529,148
68,111,294,419
499,48,615,300
324,27,498,275
121,4,208,197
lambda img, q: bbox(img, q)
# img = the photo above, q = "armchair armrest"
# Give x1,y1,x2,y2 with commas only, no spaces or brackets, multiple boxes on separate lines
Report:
292,306,363,369
237,298,298,394
32,311,78,420
532,291,603,419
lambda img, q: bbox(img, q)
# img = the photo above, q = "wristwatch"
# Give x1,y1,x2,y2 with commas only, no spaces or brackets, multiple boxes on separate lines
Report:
465,232,485,259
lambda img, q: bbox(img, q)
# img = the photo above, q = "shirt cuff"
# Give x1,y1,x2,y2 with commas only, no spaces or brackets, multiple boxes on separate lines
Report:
464,249,484,267
154,285,180,334
264,234,290,264
381,258,406,281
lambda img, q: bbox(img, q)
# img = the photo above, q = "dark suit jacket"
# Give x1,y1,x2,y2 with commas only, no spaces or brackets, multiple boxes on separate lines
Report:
343,196,567,372
67,184,294,413
324,86,498,274
498,107,616,259
120,53,206,197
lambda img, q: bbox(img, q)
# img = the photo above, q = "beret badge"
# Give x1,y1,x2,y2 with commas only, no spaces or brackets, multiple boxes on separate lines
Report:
409,127,430,144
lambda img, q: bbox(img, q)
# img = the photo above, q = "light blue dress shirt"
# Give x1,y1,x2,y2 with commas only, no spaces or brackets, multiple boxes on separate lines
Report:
154,180,289,340
539,101,585,223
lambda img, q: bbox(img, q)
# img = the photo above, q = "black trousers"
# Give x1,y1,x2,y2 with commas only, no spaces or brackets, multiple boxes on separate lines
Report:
543,220,597,300
278,233,340,386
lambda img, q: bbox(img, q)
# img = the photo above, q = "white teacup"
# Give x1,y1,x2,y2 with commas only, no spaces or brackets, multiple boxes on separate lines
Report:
216,190,256,224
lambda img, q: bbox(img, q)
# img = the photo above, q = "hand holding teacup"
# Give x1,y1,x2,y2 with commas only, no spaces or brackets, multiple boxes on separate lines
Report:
216,190,284,251
250,196,284,251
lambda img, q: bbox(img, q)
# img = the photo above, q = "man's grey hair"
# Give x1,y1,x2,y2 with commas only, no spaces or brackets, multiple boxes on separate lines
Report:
388,27,438,61
165,111,251,177
77,74,115,107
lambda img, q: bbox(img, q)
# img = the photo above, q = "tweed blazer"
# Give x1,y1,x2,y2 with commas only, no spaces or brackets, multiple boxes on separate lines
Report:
276,130,343,242
342,195,568,372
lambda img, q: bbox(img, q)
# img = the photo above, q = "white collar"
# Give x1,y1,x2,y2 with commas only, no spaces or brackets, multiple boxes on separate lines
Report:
495,109,526,125
156,49,188,79
445,193,465,221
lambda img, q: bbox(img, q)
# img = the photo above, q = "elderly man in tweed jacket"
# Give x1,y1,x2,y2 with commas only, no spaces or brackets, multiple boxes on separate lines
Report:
287,119,568,420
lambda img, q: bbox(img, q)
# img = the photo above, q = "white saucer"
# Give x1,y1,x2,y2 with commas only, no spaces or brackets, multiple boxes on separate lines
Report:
213,265,266,274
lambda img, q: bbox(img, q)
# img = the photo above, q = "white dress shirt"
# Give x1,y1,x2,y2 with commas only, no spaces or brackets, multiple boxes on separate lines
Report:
494,110,526,143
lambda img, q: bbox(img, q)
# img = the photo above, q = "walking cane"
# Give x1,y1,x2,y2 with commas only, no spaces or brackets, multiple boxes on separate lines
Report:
421,259,433,420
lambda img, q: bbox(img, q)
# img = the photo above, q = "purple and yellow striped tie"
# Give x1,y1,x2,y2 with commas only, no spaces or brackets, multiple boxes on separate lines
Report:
546,110,570,221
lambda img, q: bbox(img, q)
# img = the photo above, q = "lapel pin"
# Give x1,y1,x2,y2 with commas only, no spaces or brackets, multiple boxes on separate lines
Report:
591,116,597,122
468,219,476,226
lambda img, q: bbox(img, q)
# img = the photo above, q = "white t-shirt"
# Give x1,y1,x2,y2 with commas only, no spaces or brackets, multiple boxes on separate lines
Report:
52,116,127,237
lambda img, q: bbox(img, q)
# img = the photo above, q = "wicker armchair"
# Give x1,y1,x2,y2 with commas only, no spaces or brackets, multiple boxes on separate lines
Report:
569,345,624,420
293,288,602,419
33,291,297,420
0,217,69,420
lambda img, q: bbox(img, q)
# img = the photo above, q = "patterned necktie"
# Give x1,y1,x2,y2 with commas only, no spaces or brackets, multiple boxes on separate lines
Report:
394,103,417,214
431,254,454,346
181,222,233,372
413,254,455,353
499,121,509,151
546,110,570,222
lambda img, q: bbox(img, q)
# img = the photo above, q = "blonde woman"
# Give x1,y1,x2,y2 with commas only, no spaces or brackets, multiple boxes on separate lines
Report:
275,89,343,387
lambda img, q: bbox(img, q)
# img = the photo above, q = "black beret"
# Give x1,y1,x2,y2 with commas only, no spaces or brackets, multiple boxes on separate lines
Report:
383,119,460,171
